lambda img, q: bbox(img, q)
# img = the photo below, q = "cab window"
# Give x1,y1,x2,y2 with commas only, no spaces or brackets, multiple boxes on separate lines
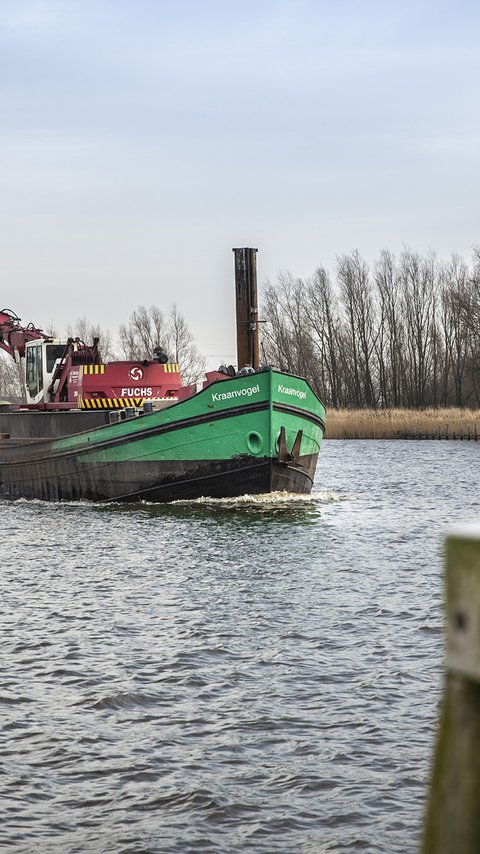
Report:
26,344,43,397
46,344,65,373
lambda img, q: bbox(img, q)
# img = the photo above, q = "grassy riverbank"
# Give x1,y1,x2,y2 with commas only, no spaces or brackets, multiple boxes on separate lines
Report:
325,407,480,439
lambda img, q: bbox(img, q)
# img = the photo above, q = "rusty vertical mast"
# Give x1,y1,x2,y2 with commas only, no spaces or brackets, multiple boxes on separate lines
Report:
233,247,259,370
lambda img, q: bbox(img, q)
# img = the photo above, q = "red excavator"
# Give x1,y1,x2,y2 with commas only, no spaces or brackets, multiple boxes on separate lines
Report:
0,308,234,414
0,308,186,410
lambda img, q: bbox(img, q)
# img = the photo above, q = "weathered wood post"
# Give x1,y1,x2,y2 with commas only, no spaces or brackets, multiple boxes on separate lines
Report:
422,527,480,853
233,247,259,371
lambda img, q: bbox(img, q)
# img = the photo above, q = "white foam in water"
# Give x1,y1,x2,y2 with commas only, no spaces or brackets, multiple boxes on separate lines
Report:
169,490,355,506
7,489,357,511
7,492,355,509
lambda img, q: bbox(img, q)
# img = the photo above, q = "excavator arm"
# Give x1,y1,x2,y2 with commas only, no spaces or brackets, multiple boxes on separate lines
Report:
0,309,47,361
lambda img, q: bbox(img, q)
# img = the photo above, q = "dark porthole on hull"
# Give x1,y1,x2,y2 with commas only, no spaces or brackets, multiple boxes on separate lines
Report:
246,431,263,454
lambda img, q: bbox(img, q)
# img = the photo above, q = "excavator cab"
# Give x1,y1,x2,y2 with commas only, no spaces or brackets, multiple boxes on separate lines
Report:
25,339,66,405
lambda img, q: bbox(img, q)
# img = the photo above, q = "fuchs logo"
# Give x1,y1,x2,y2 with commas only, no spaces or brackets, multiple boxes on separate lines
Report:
211,384,260,402
121,387,153,396
277,383,307,400
129,366,143,381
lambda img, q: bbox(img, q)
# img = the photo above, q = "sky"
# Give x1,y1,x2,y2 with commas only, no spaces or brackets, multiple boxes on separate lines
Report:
1,0,480,367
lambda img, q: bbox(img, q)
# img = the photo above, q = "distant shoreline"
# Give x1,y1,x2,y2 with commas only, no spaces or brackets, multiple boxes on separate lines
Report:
325,407,480,440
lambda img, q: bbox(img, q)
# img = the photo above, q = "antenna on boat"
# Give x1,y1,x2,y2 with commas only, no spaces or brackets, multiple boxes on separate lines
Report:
232,247,260,371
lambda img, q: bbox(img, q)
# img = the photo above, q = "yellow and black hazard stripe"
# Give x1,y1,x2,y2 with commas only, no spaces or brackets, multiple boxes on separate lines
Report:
82,363,178,374
81,397,144,410
83,364,106,375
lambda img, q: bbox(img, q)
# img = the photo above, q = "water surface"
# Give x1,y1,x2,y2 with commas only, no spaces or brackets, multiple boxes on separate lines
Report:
1,440,479,853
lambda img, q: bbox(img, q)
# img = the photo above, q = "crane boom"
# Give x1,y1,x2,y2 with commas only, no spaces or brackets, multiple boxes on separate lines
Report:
0,309,47,361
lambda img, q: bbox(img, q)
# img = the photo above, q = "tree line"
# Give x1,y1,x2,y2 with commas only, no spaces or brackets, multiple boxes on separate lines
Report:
3,248,480,409
261,247,480,409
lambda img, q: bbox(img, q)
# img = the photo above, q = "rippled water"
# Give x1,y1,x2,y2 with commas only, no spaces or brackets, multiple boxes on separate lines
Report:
2,440,479,853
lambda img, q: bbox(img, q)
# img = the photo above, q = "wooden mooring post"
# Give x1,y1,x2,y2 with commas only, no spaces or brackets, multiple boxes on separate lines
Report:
422,528,480,852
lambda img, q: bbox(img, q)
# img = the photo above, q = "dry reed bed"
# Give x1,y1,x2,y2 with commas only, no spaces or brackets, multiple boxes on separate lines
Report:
325,408,480,439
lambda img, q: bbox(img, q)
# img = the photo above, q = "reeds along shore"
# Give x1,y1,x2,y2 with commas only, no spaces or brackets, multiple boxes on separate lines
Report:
325,408,480,440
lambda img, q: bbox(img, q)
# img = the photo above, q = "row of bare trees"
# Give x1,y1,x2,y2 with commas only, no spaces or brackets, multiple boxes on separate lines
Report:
119,304,204,383
262,248,480,409
3,249,479,410
65,304,205,382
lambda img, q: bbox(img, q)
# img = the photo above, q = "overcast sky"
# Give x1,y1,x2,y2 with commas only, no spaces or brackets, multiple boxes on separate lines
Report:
1,0,479,366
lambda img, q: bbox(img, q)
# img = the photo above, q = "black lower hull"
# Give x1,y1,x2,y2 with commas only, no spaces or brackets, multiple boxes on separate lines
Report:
0,452,317,503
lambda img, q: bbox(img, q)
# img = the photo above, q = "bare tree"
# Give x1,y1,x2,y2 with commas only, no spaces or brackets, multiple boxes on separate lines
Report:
119,304,205,385
0,352,24,403
261,273,322,395
374,250,406,407
462,247,480,404
337,251,378,407
167,304,205,385
306,267,343,407
439,255,472,405
262,277,298,373
119,306,168,360
399,249,439,406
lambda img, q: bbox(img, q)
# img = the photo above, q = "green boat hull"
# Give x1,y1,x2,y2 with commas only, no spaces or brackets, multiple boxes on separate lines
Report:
0,370,325,502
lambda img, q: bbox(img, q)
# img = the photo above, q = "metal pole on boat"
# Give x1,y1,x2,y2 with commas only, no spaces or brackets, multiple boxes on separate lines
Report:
233,247,260,371
422,527,480,853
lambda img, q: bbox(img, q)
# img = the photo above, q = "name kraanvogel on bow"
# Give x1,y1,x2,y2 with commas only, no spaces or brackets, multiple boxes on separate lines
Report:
277,384,307,400
211,384,260,402
210,383,307,403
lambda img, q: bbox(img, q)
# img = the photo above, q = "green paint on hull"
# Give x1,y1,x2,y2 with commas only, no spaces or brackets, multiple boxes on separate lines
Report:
51,370,325,467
